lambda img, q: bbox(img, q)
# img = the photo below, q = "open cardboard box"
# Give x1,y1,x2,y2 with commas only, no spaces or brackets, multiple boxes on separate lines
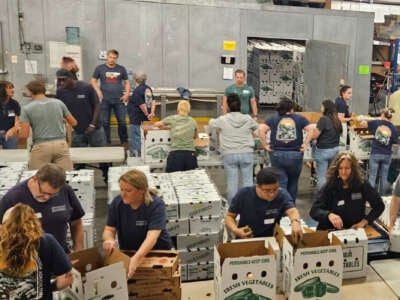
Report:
63,247,128,300
214,240,277,300
278,227,343,300
105,248,180,280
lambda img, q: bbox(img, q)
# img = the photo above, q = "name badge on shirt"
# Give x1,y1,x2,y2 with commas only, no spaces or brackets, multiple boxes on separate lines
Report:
337,200,345,206
51,205,67,213
35,212,42,219
351,193,362,200
8,110,16,117
243,90,250,95
136,220,146,226
264,218,275,225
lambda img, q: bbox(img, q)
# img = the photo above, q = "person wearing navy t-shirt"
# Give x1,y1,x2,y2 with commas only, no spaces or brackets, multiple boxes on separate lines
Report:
259,99,313,201
225,167,302,241
0,81,20,149
103,169,172,278
0,163,85,253
361,108,398,195
335,85,353,123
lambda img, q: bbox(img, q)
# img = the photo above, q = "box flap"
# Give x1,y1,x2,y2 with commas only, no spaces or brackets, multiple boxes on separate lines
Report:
216,241,272,266
286,231,331,248
68,247,103,275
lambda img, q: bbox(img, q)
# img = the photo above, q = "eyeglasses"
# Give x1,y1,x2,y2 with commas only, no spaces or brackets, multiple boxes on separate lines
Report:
37,181,59,198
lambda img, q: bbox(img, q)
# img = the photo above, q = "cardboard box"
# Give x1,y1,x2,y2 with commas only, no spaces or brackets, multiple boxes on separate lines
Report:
281,231,343,300
181,264,188,282
106,248,180,280
194,132,210,161
127,286,181,300
141,125,171,163
214,240,276,300
177,231,222,250
329,229,368,279
187,261,214,281
166,218,190,236
179,196,221,218
63,248,128,300
189,215,221,233
179,247,213,264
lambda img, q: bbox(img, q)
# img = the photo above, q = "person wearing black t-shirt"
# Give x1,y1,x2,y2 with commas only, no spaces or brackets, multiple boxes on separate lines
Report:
0,81,20,149
311,100,342,189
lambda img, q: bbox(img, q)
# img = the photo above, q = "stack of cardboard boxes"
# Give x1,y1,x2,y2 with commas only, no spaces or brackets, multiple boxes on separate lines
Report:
0,162,27,198
247,39,305,106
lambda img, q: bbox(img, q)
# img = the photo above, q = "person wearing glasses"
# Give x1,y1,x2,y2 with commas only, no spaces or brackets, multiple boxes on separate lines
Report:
310,151,384,230
0,163,85,253
225,167,302,241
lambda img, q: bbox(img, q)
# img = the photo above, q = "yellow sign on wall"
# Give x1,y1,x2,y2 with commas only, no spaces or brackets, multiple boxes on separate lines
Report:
223,40,236,51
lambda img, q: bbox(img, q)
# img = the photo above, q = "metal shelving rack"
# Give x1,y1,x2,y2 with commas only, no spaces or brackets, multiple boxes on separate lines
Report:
389,39,400,93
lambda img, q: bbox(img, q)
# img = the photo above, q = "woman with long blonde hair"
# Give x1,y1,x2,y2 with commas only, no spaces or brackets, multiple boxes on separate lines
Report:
310,151,384,230
0,203,72,299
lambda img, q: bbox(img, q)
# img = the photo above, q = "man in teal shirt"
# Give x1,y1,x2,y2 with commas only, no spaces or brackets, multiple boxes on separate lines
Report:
223,69,258,119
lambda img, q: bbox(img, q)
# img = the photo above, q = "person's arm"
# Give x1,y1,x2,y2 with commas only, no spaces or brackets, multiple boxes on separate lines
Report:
17,122,30,139
56,271,73,290
301,123,314,152
250,97,258,120
148,99,156,120
258,123,272,151
70,219,84,252
102,225,117,255
154,120,165,127
121,79,131,104
222,95,228,115
225,211,252,239
310,188,343,229
90,77,103,102
86,88,100,134
5,116,20,140
139,103,149,118
361,183,385,227
65,114,77,127
128,229,161,278
286,207,303,241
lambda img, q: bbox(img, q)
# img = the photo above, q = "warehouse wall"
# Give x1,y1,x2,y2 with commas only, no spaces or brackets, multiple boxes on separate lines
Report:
0,0,373,113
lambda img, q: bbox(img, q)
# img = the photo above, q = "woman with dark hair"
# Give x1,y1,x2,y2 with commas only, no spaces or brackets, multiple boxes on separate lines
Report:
312,99,342,189
103,169,172,278
310,151,384,230
0,80,20,149
360,108,398,195
0,203,72,299
335,85,353,122
259,99,314,201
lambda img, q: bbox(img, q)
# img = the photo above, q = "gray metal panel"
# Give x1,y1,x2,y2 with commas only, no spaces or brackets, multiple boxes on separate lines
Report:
188,5,240,89
106,0,163,85
43,0,106,82
163,4,189,88
241,9,313,41
303,40,349,111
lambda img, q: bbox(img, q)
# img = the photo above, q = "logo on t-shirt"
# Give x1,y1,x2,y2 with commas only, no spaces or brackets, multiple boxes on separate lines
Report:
277,117,297,143
0,259,42,299
375,125,391,146
105,71,121,84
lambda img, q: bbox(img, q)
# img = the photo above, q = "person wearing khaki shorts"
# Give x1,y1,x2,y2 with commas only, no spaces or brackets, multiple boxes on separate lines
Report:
18,80,77,171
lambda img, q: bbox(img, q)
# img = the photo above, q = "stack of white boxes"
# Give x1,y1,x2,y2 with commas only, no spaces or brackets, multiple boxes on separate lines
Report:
349,127,372,160
0,162,27,198
247,39,305,105
170,169,222,282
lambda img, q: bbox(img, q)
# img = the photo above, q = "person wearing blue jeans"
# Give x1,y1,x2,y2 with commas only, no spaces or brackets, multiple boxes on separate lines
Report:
0,81,20,149
209,93,258,204
312,100,342,189
127,71,156,157
91,49,130,146
361,108,398,195
259,99,313,202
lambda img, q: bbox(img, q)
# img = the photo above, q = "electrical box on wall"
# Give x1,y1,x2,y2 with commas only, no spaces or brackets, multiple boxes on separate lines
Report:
221,55,235,65
32,43,43,53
